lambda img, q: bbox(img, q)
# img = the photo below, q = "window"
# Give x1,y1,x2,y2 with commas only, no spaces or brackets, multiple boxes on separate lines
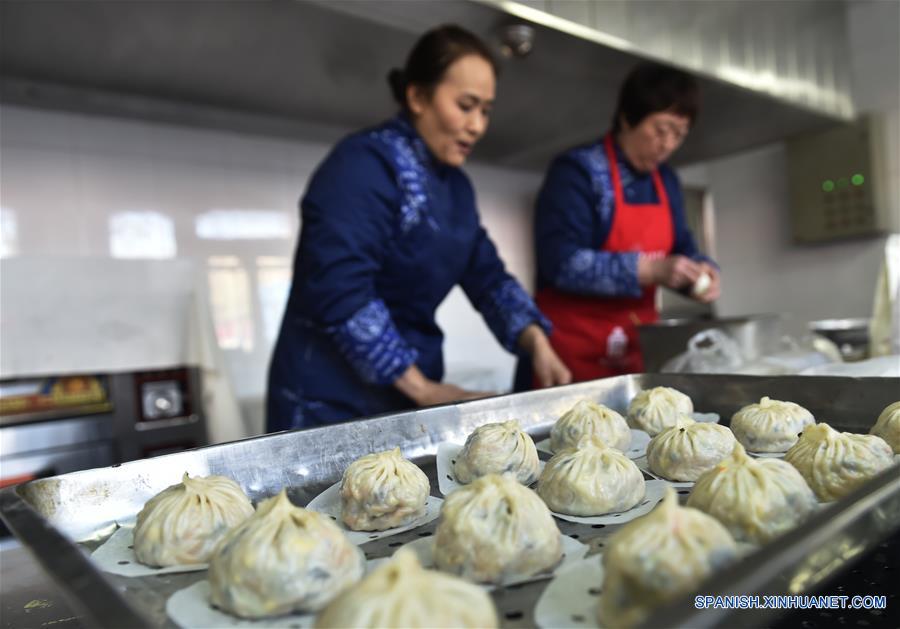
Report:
207,256,254,351
0,208,18,258
256,256,292,343
195,210,292,240
109,211,176,259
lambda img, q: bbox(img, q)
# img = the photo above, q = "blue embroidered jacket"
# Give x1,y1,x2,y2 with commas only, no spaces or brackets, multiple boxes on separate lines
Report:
535,139,715,297
267,115,549,430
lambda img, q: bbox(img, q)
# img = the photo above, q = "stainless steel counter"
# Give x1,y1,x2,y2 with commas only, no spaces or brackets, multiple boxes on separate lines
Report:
0,539,83,629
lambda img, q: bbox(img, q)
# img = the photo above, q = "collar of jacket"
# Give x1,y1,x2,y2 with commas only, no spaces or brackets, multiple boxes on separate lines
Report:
390,112,453,179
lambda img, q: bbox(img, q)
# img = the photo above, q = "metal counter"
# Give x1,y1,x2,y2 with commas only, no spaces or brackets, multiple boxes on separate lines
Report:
1,374,898,628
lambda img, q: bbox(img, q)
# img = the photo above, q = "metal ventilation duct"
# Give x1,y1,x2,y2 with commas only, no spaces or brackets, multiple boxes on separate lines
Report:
479,0,856,119
0,0,855,169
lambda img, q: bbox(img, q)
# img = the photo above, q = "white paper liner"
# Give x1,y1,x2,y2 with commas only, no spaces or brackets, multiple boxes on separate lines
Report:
751,451,897,462
90,526,208,577
305,481,442,546
546,480,668,525
534,555,604,629
387,533,588,589
436,442,545,496
167,580,314,629
691,412,720,423
535,429,651,460
633,456,695,489
747,450,787,458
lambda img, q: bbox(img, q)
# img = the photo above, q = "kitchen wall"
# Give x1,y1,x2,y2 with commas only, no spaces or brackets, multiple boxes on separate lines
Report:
0,104,543,434
679,0,899,338
681,141,895,339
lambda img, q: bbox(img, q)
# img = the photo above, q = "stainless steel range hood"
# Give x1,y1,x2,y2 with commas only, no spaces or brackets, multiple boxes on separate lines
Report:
0,0,855,169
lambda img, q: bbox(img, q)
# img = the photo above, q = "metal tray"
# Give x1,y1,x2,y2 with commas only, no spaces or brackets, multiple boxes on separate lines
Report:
1,374,898,629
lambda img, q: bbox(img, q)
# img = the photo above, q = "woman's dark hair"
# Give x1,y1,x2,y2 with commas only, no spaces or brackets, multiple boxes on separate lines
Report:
612,62,700,132
388,24,498,110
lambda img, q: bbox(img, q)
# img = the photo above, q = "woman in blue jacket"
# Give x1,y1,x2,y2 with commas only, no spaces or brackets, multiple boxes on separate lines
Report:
267,25,570,431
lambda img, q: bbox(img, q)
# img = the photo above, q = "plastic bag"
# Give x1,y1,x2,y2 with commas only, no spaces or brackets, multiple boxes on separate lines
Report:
739,335,839,375
869,234,900,357
662,330,843,375
661,329,745,373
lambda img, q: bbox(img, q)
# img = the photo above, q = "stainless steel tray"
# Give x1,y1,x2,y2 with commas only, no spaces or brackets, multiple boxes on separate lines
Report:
2,374,898,629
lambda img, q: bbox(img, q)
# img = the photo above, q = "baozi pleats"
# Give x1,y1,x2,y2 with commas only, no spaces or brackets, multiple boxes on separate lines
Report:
598,488,738,629
646,416,736,482
209,490,364,619
434,474,561,583
550,400,631,453
627,387,694,436
133,472,253,567
785,423,895,502
453,420,540,485
870,401,900,454
315,549,498,629
341,448,429,531
538,435,645,516
730,397,815,453
687,443,817,544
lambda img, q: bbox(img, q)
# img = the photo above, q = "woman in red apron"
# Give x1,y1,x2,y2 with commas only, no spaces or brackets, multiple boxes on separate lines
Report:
523,63,720,385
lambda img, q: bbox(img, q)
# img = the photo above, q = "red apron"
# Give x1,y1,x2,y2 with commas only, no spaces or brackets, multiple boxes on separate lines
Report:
535,134,674,382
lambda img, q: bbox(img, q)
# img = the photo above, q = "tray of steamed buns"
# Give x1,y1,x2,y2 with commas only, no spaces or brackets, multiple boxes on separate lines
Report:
6,375,899,629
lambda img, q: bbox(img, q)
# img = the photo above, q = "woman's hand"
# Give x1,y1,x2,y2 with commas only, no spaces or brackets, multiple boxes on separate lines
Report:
692,262,721,303
518,324,572,388
394,365,493,407
638,254,701,290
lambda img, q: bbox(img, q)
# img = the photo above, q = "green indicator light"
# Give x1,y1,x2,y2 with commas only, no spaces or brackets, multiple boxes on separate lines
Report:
837,177,849,188
851,173,865,186
822,180,835,192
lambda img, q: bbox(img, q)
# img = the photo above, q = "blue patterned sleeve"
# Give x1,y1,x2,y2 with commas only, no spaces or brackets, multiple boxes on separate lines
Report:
296,138,418,385
327,300,418,385
535,153,643,297
460,225,551,353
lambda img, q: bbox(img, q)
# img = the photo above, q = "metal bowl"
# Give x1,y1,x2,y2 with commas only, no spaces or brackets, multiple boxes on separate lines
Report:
809,317,871,361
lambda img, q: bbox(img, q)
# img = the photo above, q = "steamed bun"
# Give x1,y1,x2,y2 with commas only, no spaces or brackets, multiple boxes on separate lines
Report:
550,400,631,453
599,488,738,628
209,490,364,618
453,420,539,485
687,443,817,544
730,397,815,453
315,549,498,628
870,401,900,453
785,423,894,502
434,473,561,583
133,472,253,567
627,387,694,436
646,415,736,481
341,448,429,531
538,435,645,516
